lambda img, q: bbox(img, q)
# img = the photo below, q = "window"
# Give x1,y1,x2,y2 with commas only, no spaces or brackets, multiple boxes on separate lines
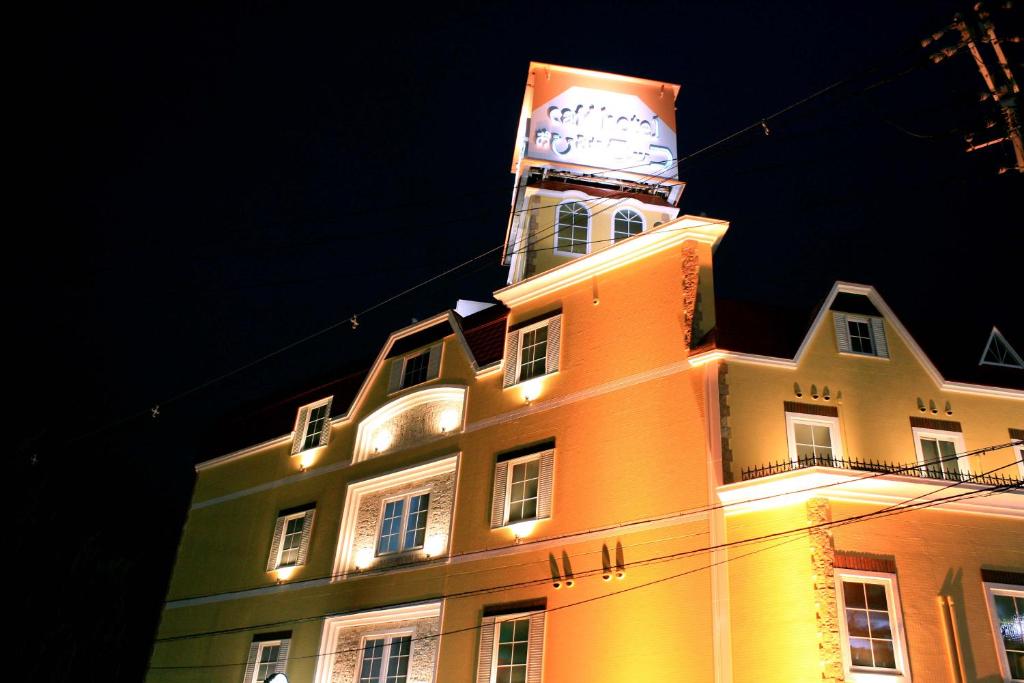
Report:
612,208,643,241
502,314,562,388
476,610,545,683
244,634,291,683
377,492,430,556
912,427,967,481
984,584,1024,681
358,635,412,683
785,411,842,466
832,312,889,359
267,506,316,572
1013,429,1024,480
981,327,1023,369
835,570,910,682
491,445,554,529
555,201,589,255
386,343,443,393
291,397,333,455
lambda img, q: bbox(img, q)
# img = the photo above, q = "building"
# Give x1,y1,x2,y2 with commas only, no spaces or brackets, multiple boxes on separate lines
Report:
148,63,1024,683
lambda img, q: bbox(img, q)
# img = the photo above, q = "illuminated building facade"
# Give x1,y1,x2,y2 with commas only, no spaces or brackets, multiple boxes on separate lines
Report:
149,64,1023,683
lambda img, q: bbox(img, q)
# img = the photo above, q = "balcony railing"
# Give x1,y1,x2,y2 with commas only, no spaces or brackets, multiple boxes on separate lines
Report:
740,454,1024,487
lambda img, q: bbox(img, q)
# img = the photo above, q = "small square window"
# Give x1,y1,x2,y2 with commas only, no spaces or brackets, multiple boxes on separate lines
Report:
377,492,430,556
911,427,967,482
833,312,889,359
292,397,333,455
491,447,555,529
503,315,562,388
785,412,843,466
267,507,316,573
387,343,442,394
835,570,910,682
847,319,874,355
245,636,291,683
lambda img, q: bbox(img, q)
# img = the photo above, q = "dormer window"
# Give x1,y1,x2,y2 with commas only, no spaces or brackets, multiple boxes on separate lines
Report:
290,396,333,455
832,312,889,359
980,327,1023,369
387,342,443,394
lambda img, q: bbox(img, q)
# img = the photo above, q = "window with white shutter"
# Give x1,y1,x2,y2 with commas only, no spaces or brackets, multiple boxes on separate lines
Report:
491,443,555,529
832,312,889,359
291,397,333,455
476,608,546,683
503,314,562,388
387,342,444,394
243,633,291,683
267,505,316,572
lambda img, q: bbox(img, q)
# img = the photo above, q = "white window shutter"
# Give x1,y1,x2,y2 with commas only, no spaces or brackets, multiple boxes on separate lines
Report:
871,318,889,358
503,331,520,388
243,642,260,683
536,450,555,519
490,461,509,528
426,342,443,380
544,316,561,374
526,612,546,683
274,639,290,674
296,509,316,566
387,358,404,393
475,617,497,683
266,516,287,572
318,399,333,447
290,407,310,455
832,312,851,353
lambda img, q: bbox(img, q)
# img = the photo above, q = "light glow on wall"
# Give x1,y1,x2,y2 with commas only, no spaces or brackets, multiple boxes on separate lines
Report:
275,566,297,582
509,520,538,539
372,430,393,453
355,548,374,570
298,450,318,470
423,534,448,558
437,409,461,433
521,378,544,404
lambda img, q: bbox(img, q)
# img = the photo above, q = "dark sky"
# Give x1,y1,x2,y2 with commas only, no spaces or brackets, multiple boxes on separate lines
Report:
17,1,1021,680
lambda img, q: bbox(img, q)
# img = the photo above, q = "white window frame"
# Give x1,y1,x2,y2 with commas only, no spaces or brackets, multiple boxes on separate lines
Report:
553,200,591,256
515,319,551,384
490,613,533,683
784,412,843,465
275,511,309,568
911,427,968,480
356,629,415,683
983,582,1024,682
294,396,332,454
612,207,645,242
375,489,431,557
835,569,911,683
251,640,286,683
504,453,541,526
845,315,877,356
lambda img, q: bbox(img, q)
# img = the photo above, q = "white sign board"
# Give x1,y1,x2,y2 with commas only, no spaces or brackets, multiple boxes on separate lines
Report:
527,86,677,177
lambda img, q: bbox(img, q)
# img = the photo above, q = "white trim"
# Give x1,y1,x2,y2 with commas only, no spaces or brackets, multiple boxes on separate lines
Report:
333,455,459,579
982,582,1024,682
273,510,310,569
717,466,1024,518
503,453,542,526
835,569,912,682
514,319,552,385
314,601,442,683
785,412,844,464
911,427,969,478
494,215,729,308
841,314,885,358
352,385,467,463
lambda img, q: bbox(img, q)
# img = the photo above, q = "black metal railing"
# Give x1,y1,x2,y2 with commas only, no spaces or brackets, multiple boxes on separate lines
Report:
740,454,1024,487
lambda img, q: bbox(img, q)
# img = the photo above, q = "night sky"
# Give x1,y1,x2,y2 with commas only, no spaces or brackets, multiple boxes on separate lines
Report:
18,2,1021,680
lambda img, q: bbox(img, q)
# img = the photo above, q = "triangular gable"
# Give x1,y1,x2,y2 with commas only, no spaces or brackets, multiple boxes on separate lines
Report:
980,327,1023,369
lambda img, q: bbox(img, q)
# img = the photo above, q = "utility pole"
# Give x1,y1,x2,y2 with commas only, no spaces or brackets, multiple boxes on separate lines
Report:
924,2,1024,173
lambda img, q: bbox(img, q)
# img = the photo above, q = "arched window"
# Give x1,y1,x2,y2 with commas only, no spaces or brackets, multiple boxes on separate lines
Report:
555,201,590,255
613,208,644,242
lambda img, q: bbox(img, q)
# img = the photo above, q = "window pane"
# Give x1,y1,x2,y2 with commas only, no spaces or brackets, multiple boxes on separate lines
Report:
404,494,429,549
872,640,896,669
843,581,866,609
519,327,548,381
378,500,404,554
849,638,873,666
812,425,832,448
556,202,590,253
496,618,530,683
613,209,643,241
359,639,385,683
865,583,888,611
794,424,813,445
402,351,430,388
868,610,892,639
303,403,329,450
847,609,870,637
385,636,411,683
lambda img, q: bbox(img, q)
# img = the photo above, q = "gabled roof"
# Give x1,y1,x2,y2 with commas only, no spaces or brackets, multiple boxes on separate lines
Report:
195,303,510,467
698,282,1023,395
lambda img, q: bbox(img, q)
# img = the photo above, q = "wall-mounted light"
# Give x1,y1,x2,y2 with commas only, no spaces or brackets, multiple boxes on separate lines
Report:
275,566,296,583
509,520,537,540
373,431,392,453
355,548,374,570
437,409,461,434
521,378,543,405
298,451,317,471
423,534,447,558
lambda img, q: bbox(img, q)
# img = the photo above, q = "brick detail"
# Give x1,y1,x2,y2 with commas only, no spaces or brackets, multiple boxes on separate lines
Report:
807,498,844,683
981,569,1024,585
834,551,896,574
719,363,734,484
784,401,840,418
909,416,962,432
680,243,699,348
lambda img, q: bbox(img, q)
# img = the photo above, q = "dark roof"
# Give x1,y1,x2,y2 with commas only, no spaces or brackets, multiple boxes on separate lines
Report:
456,304,510,367
707,291,1023,391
